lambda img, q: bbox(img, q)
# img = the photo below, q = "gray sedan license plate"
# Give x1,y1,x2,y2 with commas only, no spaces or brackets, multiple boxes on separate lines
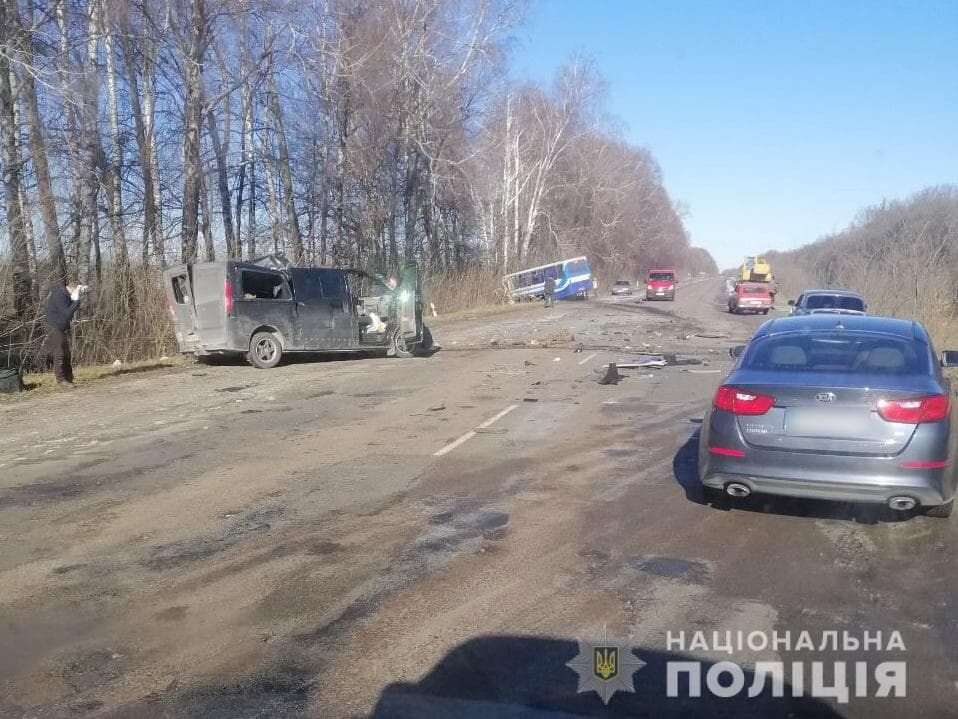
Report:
787,408,871,438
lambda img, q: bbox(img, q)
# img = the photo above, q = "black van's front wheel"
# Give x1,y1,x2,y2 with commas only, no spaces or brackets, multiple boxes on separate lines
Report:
390,328,414,359
249,331,283,369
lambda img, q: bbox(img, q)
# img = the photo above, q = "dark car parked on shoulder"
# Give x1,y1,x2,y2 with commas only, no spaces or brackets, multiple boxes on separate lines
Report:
700,314,958,518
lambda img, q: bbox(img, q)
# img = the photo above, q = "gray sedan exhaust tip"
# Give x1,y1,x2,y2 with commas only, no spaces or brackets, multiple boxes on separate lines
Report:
887,496,917,512
725,482,751,498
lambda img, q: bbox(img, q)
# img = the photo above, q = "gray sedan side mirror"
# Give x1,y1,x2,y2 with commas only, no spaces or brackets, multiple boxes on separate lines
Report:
941,351,958,367
729,345,746,359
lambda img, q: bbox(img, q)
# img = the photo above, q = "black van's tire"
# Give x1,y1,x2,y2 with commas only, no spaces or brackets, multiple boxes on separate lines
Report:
390,328,414,359
248,332,283,369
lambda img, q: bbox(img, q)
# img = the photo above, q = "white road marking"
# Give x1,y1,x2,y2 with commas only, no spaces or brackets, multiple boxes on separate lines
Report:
578,352,597,366
433,404,519,457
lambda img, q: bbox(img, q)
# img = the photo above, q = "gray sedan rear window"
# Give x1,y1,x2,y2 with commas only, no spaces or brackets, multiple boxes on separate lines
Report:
742,332,928,375
805,294,865,312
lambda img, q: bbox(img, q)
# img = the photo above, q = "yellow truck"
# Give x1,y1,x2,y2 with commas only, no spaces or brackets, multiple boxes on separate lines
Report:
740,256,772,283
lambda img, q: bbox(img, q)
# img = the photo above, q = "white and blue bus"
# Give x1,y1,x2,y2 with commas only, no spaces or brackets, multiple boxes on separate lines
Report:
503,256,595,301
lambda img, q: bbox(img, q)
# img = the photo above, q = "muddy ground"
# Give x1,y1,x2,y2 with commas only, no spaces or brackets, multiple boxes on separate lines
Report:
1,277,955,718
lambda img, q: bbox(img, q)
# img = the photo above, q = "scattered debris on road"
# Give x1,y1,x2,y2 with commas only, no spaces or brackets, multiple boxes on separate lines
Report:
598,363,622,385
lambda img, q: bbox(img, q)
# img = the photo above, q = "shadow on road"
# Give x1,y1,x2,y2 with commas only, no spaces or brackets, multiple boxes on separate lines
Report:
672,429,917,525
369,634,842,718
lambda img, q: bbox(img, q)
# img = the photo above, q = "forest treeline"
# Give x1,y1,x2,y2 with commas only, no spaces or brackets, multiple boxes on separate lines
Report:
765,185,958,342
0,0,712,366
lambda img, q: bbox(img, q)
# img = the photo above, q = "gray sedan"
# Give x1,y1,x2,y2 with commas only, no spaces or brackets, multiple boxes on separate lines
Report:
788,289,866,315
699,315,958,517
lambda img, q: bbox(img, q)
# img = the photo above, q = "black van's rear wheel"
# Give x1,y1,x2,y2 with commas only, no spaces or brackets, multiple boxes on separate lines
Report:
249,332,282,369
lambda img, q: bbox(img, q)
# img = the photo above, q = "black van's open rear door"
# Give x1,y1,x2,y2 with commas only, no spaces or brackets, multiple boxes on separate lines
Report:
163,262,230,353
163,264,201,353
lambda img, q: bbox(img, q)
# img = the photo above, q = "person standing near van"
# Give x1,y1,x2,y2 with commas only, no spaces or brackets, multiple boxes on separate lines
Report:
45,279,84,386
544,275,556,307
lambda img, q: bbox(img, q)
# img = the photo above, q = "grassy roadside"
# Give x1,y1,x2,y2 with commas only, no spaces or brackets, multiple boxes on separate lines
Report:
1,356,189,402
426,300,539,328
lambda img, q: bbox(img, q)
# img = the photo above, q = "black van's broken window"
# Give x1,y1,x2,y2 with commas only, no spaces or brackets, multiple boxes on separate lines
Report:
171,275,190,304
241,269,288,300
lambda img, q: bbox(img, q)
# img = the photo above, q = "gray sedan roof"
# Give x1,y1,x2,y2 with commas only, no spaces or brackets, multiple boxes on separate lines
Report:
755,314,925,342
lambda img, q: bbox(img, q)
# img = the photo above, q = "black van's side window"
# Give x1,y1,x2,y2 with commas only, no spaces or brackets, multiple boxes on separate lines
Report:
318,270,348,302
241,270,288,300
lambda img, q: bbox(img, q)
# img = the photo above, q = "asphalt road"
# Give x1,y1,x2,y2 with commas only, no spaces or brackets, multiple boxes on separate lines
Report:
1,278,955,718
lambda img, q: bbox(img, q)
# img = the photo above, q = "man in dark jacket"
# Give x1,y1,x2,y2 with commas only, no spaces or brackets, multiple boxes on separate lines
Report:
45,280,82,386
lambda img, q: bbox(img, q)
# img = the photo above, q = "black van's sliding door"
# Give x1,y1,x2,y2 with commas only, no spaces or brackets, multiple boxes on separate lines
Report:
290,269,358,349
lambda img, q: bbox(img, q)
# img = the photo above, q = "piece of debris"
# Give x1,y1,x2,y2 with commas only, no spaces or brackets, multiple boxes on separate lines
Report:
475,427,507,434
428,402,446,412
430,302,438,318
531,380,542,386
112,359,122,368
574,343,584,353
606,356,667,369
663,354,703,366
524,360,535,367
695,332,730,339
598,363,622,385
523,397,539,402
553,357,561,362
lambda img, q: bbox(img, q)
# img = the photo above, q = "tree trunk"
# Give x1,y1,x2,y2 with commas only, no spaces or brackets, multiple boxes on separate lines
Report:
0,2,33,319
11,0,65,283
76,0,101,285
102,7,131,291
266,67,303,263
260,139,283,255
201,168,215,261
207,108,238,258
180,0,207,263
9,64,39,291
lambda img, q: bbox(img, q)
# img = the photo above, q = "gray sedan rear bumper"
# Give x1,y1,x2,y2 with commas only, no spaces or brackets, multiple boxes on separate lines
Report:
700,470,952,506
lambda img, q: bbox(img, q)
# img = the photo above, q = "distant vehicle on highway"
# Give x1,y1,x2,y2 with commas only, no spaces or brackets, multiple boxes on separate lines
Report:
503,256,595,301
728,282,772,314
611,280,633,296
163,256,429,368
645,268,676,301
788,289,866,315
699,314,958,518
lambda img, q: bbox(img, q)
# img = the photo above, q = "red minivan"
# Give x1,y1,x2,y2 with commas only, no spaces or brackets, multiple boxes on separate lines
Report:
646,269,676,301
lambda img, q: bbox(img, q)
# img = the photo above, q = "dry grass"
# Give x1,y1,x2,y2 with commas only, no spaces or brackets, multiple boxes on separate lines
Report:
1,356,188,402
422,266,505,314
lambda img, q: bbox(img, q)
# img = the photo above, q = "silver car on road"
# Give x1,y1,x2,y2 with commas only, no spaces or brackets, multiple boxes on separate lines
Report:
699,315,958,517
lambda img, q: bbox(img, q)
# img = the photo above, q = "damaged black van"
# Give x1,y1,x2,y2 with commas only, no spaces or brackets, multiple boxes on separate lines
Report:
163,255,432,368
